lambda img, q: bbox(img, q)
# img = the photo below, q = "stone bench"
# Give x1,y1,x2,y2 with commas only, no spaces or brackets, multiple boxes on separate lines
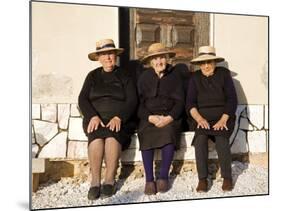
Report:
120,132,224,162
33,104,268,161
32,158,46,192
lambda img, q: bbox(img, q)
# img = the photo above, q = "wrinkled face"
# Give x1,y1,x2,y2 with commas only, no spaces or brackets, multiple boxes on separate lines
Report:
97,50,117,72
150,55,168,75
199,60,216,76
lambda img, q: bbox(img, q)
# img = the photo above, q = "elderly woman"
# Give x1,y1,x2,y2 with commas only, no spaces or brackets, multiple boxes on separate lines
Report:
186,46,238,192
78,39,137,200
137,43,185,195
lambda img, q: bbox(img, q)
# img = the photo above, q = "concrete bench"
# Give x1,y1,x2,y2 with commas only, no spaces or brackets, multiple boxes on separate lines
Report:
32,158,46,192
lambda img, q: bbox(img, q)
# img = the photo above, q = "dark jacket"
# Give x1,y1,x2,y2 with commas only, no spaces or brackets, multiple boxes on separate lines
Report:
78,66,138,124
137,64,185,121
186,66,238,137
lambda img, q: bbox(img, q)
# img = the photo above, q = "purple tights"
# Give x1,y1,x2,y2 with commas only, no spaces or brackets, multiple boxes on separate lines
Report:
141,144,175,182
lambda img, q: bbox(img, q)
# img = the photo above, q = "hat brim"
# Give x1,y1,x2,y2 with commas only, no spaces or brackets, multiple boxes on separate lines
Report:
88,48,124,61
141,51,176,64
190,55,224,65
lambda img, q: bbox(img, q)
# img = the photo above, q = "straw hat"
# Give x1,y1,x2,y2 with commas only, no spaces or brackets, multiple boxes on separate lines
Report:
141,43,176,63
190,46,224,65
88,39,124,61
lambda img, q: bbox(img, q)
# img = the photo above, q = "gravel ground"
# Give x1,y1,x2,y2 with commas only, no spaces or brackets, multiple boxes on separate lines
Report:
32,161,268,210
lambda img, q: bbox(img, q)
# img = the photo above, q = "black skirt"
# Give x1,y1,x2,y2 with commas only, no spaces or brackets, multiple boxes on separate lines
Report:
137,119,182,151
190,116,236,146
83,118,136,151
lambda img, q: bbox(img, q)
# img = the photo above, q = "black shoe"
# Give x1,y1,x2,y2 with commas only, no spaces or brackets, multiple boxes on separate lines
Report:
101,183,117,197
222,178,233,192
196,179,208,193
87,186,100,200
144,181,157,195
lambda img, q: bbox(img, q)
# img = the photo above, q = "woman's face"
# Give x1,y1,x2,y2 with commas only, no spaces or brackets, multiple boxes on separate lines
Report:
98,51,117,72
199,60,216,76
150,55,168,75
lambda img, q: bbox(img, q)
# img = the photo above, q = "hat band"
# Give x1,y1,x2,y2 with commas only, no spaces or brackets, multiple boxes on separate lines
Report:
198,52,216,56
96,43,116,50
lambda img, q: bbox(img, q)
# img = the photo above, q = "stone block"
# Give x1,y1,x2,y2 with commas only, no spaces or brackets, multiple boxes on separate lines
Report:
174,147,195,160
68,118,87,141
121,148,142,162
180,132,194,148
230,105,247,143
32,173,39,192
239,117,254,130
67,141,88,159
127,134,139,149
208,138,216,152
38,132,67,158
32,157,46,192
236,105,247,117
58,104,70,129
264,105,268,129
32,104,40,119
70,104,81,117
248,130,267,153
32,144,39,158
33,120,58,146
230,129,248,154
154,149,161,160
266,130,269,152
247,105,264,130
32,125,36,144
208,150,218,159
32,158,46,173
41,104,57,123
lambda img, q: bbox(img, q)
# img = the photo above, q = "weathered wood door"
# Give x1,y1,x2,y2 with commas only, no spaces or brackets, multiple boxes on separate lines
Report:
126,8,210,68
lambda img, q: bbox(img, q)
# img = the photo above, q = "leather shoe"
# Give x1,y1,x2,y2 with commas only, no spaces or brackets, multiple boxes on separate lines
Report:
87,186,100,200
156,179,169,193
196,179,208,192
222,178,233,191
144,181,157,195
101,182,117,197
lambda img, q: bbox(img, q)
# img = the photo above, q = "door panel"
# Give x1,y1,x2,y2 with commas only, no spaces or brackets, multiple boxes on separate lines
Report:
129,8,210,68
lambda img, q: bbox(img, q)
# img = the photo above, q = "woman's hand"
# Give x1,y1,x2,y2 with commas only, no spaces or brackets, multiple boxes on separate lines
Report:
148,115,162,125
213,114,229,131
87,116,105,133
155,115,174,128
106,116,122,132
190,107,210,130
196,117,210,129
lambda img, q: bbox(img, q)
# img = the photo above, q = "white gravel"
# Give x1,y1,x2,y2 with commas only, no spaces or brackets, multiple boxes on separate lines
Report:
32,161,268,210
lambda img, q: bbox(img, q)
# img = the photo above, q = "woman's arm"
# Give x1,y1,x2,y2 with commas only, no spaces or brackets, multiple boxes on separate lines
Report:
223,69,238,117
213,69,237,130
119,78,138,123
137,77,152,121
78,72,98,120
186,76,210,129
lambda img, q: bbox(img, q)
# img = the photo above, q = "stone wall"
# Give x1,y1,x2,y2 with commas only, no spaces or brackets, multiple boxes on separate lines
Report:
32,104,268,161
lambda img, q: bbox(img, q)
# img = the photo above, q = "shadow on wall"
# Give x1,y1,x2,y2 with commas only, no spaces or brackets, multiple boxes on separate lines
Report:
219,61,250,160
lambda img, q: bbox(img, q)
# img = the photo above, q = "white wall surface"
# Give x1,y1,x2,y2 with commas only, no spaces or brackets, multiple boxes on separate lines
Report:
214,14,268,104
32,2,119,103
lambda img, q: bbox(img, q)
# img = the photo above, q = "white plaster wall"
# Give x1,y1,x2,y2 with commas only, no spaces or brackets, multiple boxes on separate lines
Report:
32,2,119,103
213,14,268,105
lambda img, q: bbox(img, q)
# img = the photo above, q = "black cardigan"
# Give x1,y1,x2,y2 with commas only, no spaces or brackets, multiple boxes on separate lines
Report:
137,64,185,121
78,66,138,123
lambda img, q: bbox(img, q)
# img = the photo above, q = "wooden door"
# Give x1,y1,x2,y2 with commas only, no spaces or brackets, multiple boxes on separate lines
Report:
126,8,210,69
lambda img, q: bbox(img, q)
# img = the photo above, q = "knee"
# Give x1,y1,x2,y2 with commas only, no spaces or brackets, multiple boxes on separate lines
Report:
194,135,208,147
88,138,104,147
